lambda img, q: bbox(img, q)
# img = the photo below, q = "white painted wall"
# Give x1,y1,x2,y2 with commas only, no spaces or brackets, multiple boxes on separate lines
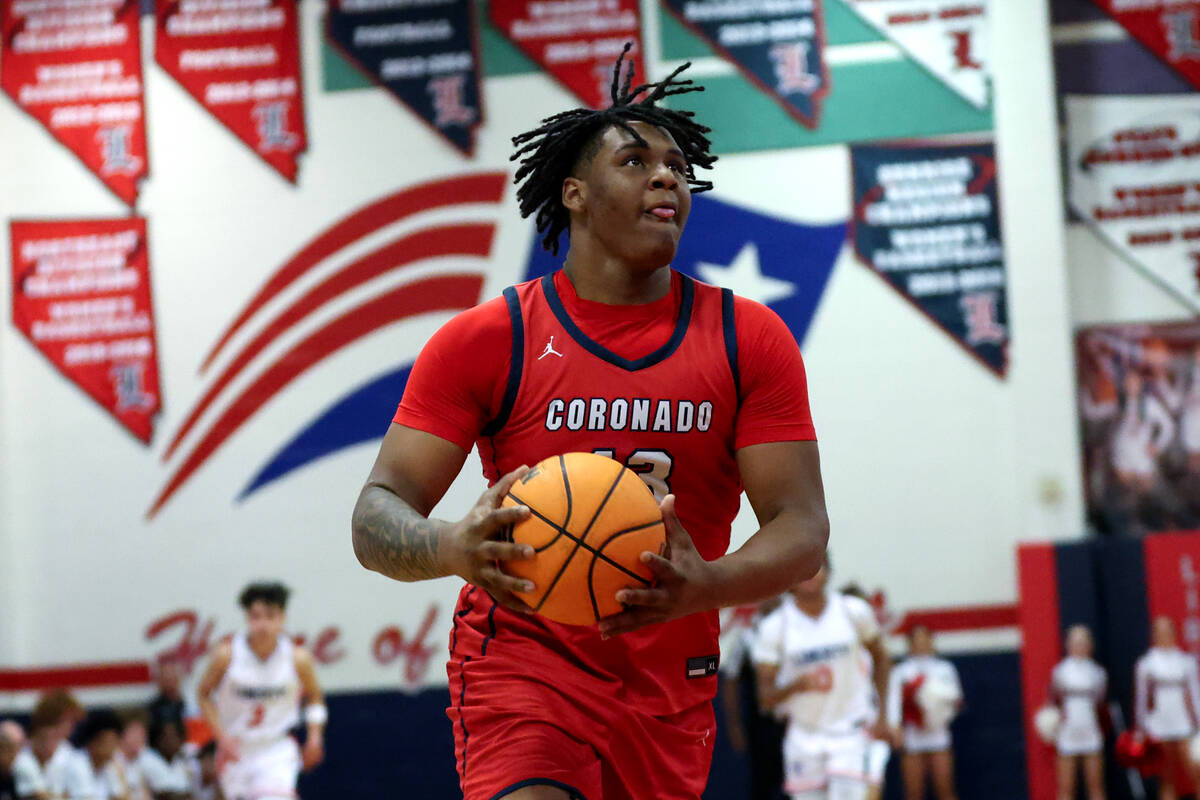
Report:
0,0,1081,705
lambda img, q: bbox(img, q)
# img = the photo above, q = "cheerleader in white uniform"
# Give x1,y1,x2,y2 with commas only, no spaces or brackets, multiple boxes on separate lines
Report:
1049,625,1107,800
1134,616,1200,800
886,626,962,800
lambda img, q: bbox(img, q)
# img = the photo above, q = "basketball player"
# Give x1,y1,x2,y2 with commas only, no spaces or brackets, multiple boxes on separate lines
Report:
1134,616,1200,800
196,582,326,800
886,625,961,800
1049,625,1107,800
753,561,890,800
351,45,829,800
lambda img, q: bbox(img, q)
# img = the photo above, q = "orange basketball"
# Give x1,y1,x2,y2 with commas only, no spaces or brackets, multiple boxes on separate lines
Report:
501,452,666,626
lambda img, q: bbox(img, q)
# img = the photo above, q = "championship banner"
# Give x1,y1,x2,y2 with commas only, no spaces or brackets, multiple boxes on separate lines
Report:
155,0,306,183
1066,94,1200,312
659,0,829,129
1089,0,1200,92
841,0,990,108
0,0,148,206
489,0,645,109
850,141,1009,375
325,0,482,156
10,219,161,443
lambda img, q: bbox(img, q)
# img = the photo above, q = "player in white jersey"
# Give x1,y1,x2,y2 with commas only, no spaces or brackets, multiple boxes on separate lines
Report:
197,582,327,800
886,625,961,800
753,562,891,800
1049,625,1107,800
1134,616,1200,800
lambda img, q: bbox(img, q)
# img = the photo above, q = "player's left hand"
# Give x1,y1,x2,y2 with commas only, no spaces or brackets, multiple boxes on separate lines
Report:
302,735,324,770
597,494,714,638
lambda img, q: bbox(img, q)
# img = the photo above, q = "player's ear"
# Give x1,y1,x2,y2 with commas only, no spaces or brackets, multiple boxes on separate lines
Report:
562,177,586,214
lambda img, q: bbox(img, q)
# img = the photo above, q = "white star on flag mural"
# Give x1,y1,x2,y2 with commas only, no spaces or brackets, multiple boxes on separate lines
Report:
696,242,797,307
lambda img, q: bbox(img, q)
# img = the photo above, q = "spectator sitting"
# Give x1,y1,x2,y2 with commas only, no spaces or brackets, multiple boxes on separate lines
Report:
1,720,27,800
146,661,187,740
189,742,221,800
113,710,151,800
60,710,122,799
13,689,83,799
139,721,191,800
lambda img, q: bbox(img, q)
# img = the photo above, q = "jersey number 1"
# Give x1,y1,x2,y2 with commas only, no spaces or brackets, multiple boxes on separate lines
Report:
592,448,673,501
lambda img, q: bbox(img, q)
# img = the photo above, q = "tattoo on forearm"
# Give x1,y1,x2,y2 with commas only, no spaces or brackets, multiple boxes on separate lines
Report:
352,485,446,581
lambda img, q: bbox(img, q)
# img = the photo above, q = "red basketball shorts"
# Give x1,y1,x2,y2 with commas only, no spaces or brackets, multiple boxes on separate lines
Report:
446,629,715,799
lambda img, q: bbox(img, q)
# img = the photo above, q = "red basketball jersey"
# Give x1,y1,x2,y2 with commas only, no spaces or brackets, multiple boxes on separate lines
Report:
396,268,814,716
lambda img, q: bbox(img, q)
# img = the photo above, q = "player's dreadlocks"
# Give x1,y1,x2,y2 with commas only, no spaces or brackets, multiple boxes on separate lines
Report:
511,42,717,255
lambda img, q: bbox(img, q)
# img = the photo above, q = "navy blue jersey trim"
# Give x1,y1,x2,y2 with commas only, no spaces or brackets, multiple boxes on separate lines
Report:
482,287,524,436
539,272,695,372
488,778,588,800
481,597,499,656
721,288,740,403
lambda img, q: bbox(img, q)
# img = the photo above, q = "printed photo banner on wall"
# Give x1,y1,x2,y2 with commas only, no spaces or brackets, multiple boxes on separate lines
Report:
326,0,482,156
155,0,306,183
841,0,990,108
489,0,644,109
851,141,1009,375
1066,94,1200,312
0,0,148,206
10,219,161,443
659,0,829,129
1089,0,1200,92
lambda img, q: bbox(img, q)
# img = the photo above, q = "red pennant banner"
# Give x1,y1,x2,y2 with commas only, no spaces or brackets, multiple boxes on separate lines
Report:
155,0,306,182
489,0,645,109
1089,0,1200,91
0,0,148,206
10,219,162,444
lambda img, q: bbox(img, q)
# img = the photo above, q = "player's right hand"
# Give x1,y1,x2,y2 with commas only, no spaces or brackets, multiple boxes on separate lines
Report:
444,465,537,614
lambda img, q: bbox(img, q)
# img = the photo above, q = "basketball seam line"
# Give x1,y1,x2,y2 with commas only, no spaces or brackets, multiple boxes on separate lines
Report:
528,454,579,611
508,469,652,616
508,484,657,592
508,491,656,588
509,490,588,612
588,517,665,623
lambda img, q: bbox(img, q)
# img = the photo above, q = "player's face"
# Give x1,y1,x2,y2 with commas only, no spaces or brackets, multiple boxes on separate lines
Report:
569,121,692,273
246,600,286,643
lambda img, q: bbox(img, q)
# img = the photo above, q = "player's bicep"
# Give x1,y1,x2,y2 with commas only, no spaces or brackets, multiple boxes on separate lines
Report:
738,440,828,530
363,424,470,517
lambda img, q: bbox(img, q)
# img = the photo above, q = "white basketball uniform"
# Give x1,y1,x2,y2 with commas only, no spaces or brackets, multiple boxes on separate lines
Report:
754,592,880,800
886,656,960,753
215,632,302,800
1135,647,1200,742
1051,656,1107,756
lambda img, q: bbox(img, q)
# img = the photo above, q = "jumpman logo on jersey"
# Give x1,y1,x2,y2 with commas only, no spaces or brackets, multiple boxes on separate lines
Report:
538,336,563,360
